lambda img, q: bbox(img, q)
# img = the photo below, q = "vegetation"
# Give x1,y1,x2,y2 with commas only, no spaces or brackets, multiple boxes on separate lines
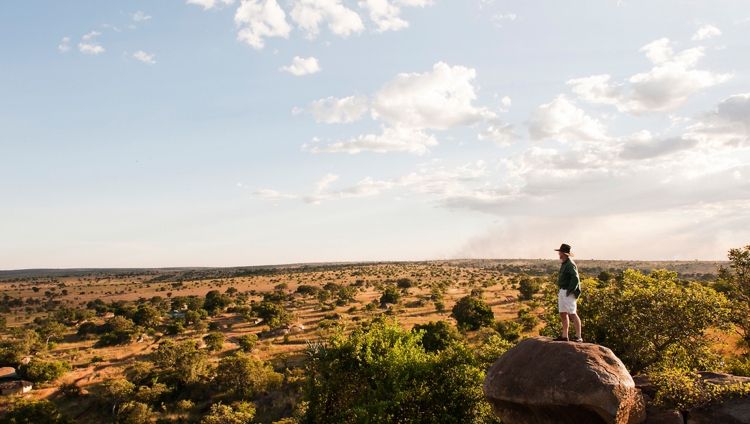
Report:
0,254,745,422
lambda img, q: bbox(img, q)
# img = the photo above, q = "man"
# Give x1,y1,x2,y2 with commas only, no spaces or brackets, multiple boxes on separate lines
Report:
553,243,582,342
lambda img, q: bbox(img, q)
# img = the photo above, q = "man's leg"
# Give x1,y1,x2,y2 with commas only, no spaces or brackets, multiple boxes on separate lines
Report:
570,313,581,339
560,312,569,338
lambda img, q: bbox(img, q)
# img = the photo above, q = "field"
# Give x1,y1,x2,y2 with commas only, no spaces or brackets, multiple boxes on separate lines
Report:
0,259,730,422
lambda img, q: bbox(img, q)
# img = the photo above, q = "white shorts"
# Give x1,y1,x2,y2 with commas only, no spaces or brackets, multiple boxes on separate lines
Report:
558,289,577,315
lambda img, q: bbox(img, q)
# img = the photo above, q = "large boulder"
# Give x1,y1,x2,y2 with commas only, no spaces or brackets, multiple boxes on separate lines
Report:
483,337,646,424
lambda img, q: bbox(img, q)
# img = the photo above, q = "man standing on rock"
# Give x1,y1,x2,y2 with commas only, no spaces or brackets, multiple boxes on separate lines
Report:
553,243,582,342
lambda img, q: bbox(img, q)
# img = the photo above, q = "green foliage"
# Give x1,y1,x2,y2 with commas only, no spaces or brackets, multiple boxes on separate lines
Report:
302,317,500,424
203,332,225,351
650,369,750,410
204,290,233,313
412,321,462,352
150,340,211,387
296,285,321,296
58,382,82,398
132,304,161,328
116,401,153,424
216,352,283,397
96,316,143,347
0,399,73,424
252,301,292,328
99,379,136,417
19,359,71,383
450,296,494,331
518,275,541,300
200,402,256,424
494,320,521,342
517,309,539,332
396,278,415,288
238,333,259,352
542,269,732,374
77,322,98,339
379,285,401,305
125,361,156,386
166,321,185,335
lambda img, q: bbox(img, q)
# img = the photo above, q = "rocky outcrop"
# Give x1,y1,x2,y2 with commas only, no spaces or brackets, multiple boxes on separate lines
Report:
483,337,646,424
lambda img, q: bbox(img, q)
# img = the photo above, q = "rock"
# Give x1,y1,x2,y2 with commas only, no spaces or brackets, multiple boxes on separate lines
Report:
483,337,646,424
686,397,750,424
644,409,683,424
697,371,750,387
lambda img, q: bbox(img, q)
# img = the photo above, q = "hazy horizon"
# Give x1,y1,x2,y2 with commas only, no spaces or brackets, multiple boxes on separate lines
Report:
2,1,749,269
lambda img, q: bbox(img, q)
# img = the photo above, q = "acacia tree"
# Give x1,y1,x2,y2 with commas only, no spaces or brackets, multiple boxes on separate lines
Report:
541,269,732,374
450,296,494,330
216,353,282,397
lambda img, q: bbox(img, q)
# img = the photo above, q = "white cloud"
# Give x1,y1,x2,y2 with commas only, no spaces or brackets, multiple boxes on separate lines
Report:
358,0,431,33
132,11,152,21
82,31,101,41
79,43,104,55
371,62,497,130
234,0,292,49
290,0,364,39
501,96,511,107
526,95,610,142
303,160,484,204
567,38,731,115
187,0,235,10
309,62,496,154
309,125,437,154
691,93,750,147
58,37,70,53
478,124,520,146
692,25,721,41
280,56,321,75
309,94,369,123
133,51,156,64
491,13,517,26
619,133,698,160
254,189,297,199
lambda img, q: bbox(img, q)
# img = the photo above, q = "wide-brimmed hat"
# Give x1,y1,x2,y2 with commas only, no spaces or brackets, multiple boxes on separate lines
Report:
555,243,573,257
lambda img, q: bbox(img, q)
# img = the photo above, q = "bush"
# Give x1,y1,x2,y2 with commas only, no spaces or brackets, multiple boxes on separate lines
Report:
216,353,282,397
517,309,540,332
413,321,462,352
518,276,541,300
238,334,258,352
303,317,500,424
58,382,81,398
203,332,225,351
201,402,255,424
117,401,153,424
650,369,750,410
0,399,73,424
495,320,521,342
379,286,401,305
19,359,71,383
451,296,495,331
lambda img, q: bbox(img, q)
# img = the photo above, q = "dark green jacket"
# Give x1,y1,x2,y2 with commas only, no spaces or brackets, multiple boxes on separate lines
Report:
557,258,581,298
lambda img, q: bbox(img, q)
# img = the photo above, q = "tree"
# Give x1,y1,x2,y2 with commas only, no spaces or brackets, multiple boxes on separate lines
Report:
200,403,255,424
216,353,282,397
412,321,462,352
379,285,401,305
296,285,320,296
100,379,135,418
203,332,225,351
541,269,732,374
0,399,73,424
303,317,501,424
451,296,494,330
19,359,71,383
35,320,67,343
132,304,161,328
116,402,153,424
518,275,541,300
151,340,211,386
238,334,258,352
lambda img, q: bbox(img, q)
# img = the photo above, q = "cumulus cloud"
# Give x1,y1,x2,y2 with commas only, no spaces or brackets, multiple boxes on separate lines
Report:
133,51,156,64
692,25,721,41
132,11,152,21
567,38,731,115
234,0,292,49
526,95,610,143
308,125,437,154
58,37,71,53
290,0,364,39
358,0,433,33
619,133,698,160
280,56,321,75
308,62,497,154
82,31,100,40
478,124,521,145
691,93,750,147
78,31,104,54
370,62,497,130
187,0,235,9
309,94,369,123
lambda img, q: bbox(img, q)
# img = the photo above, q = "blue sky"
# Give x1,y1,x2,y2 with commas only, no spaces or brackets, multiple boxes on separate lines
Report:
1,0,750,268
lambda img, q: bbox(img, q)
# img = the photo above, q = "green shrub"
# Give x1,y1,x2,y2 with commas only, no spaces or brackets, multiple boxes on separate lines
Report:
238,333,259,352
651,369,750,410
1,399,73,424
451,296,494,330
203,332,225,351
19,359,71,383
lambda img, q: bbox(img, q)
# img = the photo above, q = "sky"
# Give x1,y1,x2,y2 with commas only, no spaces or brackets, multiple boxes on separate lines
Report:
1,0,750,269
